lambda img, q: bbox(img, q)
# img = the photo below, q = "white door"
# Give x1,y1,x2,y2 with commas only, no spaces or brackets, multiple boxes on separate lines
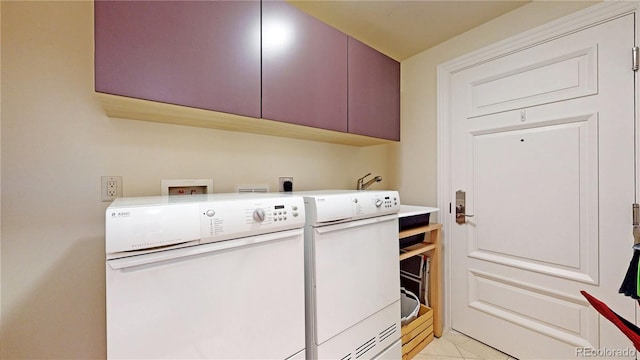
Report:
450,14,636,359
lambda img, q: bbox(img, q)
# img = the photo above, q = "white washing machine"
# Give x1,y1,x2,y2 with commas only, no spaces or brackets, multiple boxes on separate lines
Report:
105,193,306,359
299,190,402,359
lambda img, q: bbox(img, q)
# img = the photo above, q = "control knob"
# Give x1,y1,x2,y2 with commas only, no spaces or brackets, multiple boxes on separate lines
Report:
375,199,383,208
253,208,266,222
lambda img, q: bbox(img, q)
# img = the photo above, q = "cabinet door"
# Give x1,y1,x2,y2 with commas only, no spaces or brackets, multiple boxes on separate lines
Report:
348,37,400,141
95,0,261,118
262,1,348,132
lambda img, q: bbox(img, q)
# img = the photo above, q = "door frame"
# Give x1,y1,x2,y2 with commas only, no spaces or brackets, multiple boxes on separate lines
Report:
436,0,640,334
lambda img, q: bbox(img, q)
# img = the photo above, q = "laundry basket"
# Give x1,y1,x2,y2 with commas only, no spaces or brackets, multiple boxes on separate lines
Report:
400,288,420,326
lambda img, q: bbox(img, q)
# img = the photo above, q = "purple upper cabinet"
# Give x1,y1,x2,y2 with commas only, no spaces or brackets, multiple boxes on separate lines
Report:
348,37,400,141
95,0,261,118
261,1,348,133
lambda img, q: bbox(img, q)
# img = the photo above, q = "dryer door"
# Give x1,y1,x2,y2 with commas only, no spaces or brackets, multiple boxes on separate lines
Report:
107,229,306,359
311,215,400,344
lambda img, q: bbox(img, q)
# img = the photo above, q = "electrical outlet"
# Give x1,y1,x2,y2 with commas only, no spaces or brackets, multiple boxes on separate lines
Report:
278,177,293,192
102,176,123,202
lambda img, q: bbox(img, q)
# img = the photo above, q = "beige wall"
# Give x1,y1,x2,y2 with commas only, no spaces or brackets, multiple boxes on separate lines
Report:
0,1,3,356
394,0,598,212
0,2,391,358
0,0,602,358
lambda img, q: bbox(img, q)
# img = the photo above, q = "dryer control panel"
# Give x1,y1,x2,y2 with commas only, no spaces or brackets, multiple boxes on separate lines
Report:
106,193,305,256
199,196,305,244
299,190,400,225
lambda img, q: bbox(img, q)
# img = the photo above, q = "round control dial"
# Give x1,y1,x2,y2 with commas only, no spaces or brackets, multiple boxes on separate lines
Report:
253,208,266,222
375,199,383,208
205,209,215,217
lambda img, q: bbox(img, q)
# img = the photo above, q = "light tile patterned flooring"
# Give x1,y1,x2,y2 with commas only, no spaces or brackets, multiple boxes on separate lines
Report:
415,330,517,360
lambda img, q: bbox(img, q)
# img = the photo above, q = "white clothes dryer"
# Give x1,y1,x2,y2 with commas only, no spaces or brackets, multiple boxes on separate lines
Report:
105,193,306,359
298,190,402,360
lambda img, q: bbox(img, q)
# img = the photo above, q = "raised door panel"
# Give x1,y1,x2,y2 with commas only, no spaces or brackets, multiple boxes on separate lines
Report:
262,1,348,132
471,115,598,283
348,37,400,141
95,0,261,118
467,46,597,118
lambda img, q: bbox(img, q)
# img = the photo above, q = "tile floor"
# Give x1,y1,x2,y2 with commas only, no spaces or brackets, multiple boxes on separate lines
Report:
415,330,517,360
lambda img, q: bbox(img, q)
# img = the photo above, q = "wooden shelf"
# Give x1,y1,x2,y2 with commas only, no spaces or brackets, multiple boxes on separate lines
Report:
399,223,441,240
96,93,396,147
399,222,442,341
400,243,436,261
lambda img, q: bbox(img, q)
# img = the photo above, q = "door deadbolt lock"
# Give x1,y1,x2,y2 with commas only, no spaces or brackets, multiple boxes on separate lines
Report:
455,190,474,225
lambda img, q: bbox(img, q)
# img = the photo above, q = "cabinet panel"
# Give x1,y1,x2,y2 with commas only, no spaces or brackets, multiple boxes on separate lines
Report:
262,1,348,132
95,0,261,118
348,37,400,141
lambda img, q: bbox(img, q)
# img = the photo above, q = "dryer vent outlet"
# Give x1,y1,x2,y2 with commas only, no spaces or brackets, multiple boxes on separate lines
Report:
279,177,293,192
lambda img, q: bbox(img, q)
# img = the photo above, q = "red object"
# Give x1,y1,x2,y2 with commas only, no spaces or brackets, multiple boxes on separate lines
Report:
580,291,640,351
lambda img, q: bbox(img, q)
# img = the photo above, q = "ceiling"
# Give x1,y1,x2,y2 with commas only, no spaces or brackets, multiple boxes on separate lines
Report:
288,0,530,61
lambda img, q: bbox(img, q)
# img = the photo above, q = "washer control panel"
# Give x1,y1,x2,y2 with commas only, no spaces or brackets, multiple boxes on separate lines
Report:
200,196,304,243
